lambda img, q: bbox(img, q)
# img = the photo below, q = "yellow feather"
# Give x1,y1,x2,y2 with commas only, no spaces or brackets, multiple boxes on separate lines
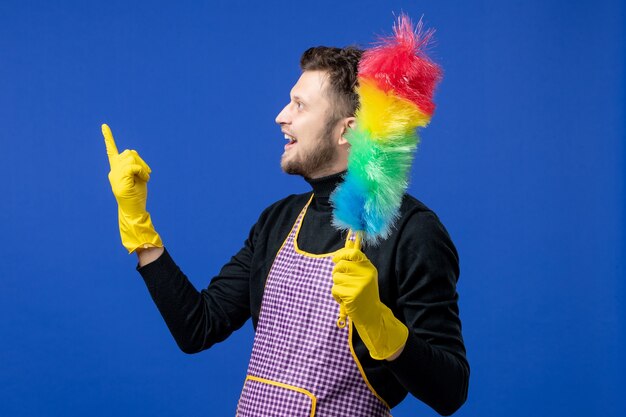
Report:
357,79,431,141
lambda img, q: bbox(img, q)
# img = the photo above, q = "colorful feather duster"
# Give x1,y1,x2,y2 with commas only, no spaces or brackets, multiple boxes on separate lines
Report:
330,14,443,246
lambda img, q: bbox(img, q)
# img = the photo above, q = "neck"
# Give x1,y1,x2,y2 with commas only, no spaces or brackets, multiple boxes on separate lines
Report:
304,170,346,202
305,163,347,180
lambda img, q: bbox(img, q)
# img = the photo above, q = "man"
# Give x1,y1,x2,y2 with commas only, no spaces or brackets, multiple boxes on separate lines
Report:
104,46,469,416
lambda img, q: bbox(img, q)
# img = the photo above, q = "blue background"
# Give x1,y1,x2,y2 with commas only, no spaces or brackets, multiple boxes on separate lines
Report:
1,1,624,416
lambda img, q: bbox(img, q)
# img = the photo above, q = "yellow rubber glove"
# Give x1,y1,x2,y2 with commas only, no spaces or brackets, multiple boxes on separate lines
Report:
332,235,408,360
103,124,163,253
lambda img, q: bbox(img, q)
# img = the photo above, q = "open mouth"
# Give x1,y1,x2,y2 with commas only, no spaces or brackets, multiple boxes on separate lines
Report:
284,133,297,150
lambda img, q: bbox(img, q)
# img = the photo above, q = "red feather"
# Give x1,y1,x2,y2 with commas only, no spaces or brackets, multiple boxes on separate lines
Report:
359,14,442,116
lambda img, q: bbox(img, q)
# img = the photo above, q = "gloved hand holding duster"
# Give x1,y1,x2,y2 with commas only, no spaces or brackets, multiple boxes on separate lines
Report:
332,234,409,360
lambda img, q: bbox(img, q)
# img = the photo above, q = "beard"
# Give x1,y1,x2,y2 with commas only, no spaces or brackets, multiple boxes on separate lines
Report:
281,119,339,178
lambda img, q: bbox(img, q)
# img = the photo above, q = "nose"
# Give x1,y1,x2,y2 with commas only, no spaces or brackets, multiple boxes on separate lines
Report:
275,103,290,125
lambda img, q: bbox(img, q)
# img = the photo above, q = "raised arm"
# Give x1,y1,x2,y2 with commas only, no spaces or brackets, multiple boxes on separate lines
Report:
102,123,254,352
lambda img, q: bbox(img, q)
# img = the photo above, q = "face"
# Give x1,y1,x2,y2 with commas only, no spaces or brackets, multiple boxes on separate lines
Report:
275,70,347,179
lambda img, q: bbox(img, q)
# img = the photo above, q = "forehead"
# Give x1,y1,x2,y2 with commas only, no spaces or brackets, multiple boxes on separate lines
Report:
290,70,331,105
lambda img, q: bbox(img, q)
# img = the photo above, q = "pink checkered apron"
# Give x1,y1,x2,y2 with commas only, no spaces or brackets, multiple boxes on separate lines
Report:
236,198,391,417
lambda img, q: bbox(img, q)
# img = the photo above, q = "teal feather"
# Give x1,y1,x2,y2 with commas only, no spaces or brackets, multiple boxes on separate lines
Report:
331,127,419,245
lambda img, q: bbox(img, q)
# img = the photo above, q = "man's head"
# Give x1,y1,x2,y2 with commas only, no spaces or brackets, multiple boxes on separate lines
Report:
276,46,363,179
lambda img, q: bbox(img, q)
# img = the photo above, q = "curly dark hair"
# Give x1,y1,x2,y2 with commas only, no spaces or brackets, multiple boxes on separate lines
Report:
300,46,363,121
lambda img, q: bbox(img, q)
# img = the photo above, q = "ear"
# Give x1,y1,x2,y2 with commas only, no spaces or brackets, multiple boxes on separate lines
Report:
338,117,356,145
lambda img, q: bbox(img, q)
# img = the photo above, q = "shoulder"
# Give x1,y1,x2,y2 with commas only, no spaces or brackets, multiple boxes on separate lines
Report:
394,194,459,264
249,192,312,244
397,194,449,234
365,193,458,261
255,192,312,224
399,194,432,215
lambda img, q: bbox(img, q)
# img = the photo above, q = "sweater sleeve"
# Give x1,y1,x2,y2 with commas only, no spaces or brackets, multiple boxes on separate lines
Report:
384,210,469,416
137,223,257,354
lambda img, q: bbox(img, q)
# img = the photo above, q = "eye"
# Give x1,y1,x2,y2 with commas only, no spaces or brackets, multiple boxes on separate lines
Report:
295,101,304,110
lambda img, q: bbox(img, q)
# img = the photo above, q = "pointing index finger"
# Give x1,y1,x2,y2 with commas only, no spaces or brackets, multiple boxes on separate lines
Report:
102,123,119,165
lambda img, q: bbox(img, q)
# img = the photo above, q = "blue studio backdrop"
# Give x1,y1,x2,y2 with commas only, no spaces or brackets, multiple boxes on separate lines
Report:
1,1,624,416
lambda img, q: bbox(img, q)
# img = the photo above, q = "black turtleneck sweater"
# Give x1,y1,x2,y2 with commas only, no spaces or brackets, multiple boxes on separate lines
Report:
137,172,469,415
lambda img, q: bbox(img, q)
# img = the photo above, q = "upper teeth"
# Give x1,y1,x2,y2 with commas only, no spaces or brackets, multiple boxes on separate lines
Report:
284,134,296,142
